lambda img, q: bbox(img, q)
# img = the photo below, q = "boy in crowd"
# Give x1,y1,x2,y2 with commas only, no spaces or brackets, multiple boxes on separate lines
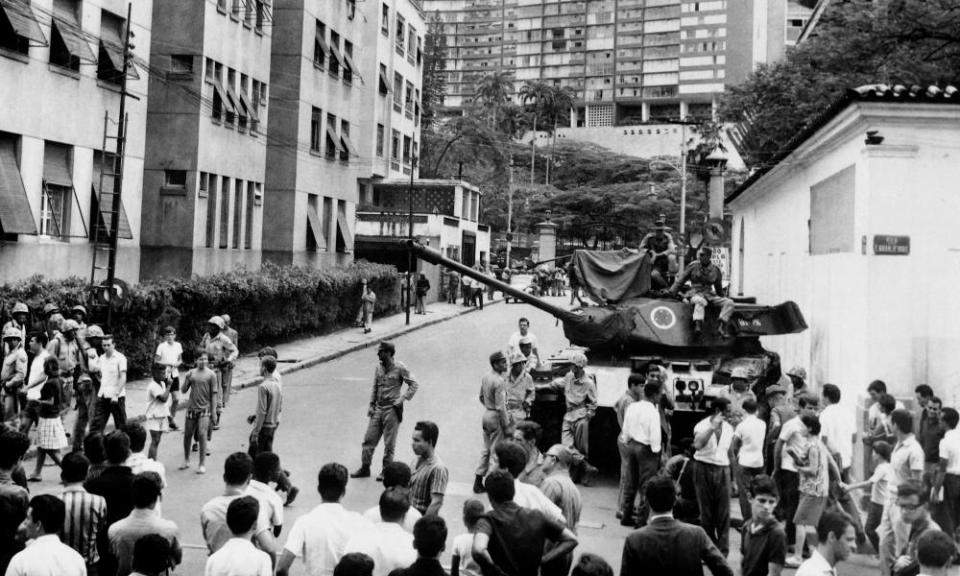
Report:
180,352,219,474
740,475,786,576
154,326,182,430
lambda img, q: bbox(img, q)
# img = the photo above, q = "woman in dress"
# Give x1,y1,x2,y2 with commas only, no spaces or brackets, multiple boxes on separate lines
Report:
785,414,831,568
29,356,67,481
145,363,171,459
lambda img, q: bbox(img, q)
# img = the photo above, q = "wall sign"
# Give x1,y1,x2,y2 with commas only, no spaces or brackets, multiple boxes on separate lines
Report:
873,235,910,255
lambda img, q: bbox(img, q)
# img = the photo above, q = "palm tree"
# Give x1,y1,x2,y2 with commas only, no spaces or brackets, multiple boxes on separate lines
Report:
545,86,575,184
519,80,555,184
472,70,515,129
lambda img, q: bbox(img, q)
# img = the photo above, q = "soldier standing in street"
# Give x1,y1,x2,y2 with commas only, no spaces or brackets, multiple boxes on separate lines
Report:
202,316,239,433
352,341,419,480
669,247,735,338
72,325,104,451
2,302,30,344
2,327,27,426
474,351,510,494
504,351,534,428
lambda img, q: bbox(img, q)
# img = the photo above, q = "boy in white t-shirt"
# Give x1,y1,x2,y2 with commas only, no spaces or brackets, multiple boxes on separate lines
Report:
732,398,767,523
154,326,183,430
451,499,485,576
841,440,891,555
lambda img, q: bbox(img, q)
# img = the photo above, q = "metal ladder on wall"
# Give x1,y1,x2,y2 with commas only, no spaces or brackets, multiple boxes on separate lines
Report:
88,112,126,290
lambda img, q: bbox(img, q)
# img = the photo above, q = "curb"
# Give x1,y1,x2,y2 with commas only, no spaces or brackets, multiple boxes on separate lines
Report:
236,298,504,391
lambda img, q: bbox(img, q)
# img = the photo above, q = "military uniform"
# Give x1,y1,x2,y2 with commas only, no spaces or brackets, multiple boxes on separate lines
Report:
504,369,534,428
671,260,734,324
361,359,418,470
476,369,509,476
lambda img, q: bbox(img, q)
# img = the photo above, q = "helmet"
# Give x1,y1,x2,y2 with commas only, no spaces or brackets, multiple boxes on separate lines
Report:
220,314,231,325
569,352,588,369
61,319,80,333
71,304,87,316
2,327,22,340
508,351,527,366
208,316,226,329
787,366,807,380
730,366,750,380
42,303,60,316
489,351,506,365
11,302,28,315
86,325,105,338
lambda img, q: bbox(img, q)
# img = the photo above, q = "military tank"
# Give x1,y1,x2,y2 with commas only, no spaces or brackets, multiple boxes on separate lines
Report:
407,241,807,469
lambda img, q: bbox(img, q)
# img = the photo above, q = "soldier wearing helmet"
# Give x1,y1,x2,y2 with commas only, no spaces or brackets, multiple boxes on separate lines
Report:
1,326,28,424
48,319,81,419
72,324,104,451
536,351,600,485
201,315,239,434
2,302,30,344
721,366,758,428
639,215,678,289
786,366,807,408
504,351,534,427
70,305,88,340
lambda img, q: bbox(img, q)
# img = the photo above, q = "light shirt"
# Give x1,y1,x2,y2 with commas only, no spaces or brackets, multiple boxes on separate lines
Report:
246,480,284,530
26,349,50,401
362,505,421,533
145,381,171,421
734,414,767,468
344,521,417,576
98,351,128,399
4,534,86,576
202,492,273,553
513,480,566,525
205,537,273,576
693,417,734,467
795,549,836,576
283,502,371,576
939,428,960,475
619,399,662,452
451,533,483,576
778,416,808,472
155,341,183,378
819,403,855,469
507,330,539,355
125,453,167,488
869,462,891,505
889,434,925,495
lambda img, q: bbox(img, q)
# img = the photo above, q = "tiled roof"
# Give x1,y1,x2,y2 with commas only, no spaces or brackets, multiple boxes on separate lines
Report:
727,84,960,204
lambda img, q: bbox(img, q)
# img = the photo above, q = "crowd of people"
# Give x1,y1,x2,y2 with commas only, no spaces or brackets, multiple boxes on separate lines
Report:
3,299,960,576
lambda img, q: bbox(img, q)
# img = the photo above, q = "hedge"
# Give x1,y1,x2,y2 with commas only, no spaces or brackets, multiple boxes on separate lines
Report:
0,260,401,378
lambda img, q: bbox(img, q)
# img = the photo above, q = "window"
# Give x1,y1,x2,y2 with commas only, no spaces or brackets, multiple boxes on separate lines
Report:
416,36,422,66
322,196,332,249
41,141,74,239
376,124,385,157
407,25,416,63
205,57,215,81
340,120,354,162
381,3,389,36
378,63,389,95
237,74,250,132
51,0,94,72
310,107,322,152
169,54,193,75
231,0,241,18
91,150,130,240
391,129,400,161
810,165,855,255
395,15,405,55
233,179,243,249
346,0,356,20
217,0,227,12
0,0,44,55
198,172,209,197
314,20,327,69
402,135,411,164
414,89,420,125
244,0,254,25
164,170,187,188
306,194,322,251
255,0,266,31
245,182,254,249
393,72,403,112
335,199,350,253
405,81,414,118
325,113,342,161
328,30,341,78
219,176,230,248
412,140,418,163
205,174,217,247
343,40,353,85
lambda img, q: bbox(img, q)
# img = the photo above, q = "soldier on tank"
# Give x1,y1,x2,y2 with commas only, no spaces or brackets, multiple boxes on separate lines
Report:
639,216,678,289
669,247,735,338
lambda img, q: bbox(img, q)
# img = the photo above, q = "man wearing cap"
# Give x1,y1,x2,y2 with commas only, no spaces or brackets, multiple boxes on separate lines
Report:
763,382,793,475
639,216,678,289
536,352,600,484
721,367,757,428
73,325,104,450
50,319,82,419
3,303,29,344
504,351,534,428
2,327,28,425
474,350,510,493
202,316,239,431
786,366,808,409
669,247,735,338
353,341,419,480
69,305,88,339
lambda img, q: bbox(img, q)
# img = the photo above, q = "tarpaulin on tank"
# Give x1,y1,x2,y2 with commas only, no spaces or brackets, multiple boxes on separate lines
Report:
570,249,652,304
562,307,636,348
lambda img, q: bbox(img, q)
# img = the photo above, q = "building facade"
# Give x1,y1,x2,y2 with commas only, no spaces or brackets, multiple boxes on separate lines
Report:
727,85,960,410
140,0,271,280
262,0,425,268
0,0,151,282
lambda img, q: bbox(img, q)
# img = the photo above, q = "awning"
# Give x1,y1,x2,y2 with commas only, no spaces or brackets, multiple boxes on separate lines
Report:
52,17,97,63
0,136,37,234
307,203,327,250
328,42,346,69
342,50,363,83
0,0,47,45
314,29,329,61
226,86,245,119
378,66,390,93
99,40,141,80
336,209,353,249
325,123,343,153
214,81,237,116
43,143,72,187
238,89,259,123
92,153,133,239
341,132,359,157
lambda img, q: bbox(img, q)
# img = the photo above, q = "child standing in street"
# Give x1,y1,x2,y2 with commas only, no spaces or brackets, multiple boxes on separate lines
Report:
841,440,892,553
154,326,182,430
145,363,171,459
29,356,67,481
179,351,219,474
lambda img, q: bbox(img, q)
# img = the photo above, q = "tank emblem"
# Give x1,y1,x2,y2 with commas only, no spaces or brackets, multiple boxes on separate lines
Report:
650,306,677,330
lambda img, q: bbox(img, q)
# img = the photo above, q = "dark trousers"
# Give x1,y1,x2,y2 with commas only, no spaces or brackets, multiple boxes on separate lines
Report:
72,382,96,451
694,461,731,555
90,396,126,433
865,501,884,553
835,467,866,544
361,406,400,469
736,465,764,522
620,441,661,523
249,425,277,457
943,474,960,537
777,469,800,543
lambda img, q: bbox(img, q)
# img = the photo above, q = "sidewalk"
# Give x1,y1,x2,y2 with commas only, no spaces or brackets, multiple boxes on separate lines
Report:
120,294,507,417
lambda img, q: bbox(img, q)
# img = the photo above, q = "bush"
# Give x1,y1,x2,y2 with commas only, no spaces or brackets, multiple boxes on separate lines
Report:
0,261,400,378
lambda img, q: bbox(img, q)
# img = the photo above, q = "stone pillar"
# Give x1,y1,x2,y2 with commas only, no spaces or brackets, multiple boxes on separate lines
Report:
709,166,725,220
537,221,558,268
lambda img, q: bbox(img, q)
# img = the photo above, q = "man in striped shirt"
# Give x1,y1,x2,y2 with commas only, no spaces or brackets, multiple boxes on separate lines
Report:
409,421,448,517
60,451,107,575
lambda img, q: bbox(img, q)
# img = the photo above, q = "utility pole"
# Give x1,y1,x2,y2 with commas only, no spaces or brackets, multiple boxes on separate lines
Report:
678,123,688,271
505,156,514,268
105,2,134,329
406,157,416,326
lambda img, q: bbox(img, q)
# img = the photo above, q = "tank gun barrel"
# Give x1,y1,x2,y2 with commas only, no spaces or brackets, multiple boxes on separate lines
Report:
405,240,579,322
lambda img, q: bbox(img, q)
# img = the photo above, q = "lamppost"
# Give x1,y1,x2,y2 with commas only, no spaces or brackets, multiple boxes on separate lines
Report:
406,157,416,326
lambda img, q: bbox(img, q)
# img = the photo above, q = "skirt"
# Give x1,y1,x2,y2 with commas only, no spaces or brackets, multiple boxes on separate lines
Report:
794,493,828,525
37,416,68,450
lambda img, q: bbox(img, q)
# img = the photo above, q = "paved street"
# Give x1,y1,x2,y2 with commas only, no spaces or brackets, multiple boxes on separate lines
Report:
25,293,881,575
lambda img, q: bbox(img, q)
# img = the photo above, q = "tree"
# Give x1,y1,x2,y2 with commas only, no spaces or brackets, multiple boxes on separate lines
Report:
472,70,515,129
420,12,447,136
519,81,555,183
721,0,960,166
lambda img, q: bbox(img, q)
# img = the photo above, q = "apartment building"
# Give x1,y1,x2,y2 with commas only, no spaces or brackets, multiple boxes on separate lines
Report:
726,0,813,86
0,0,151,281
263,0,424,267
425,0,804,126
140,0,271,280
